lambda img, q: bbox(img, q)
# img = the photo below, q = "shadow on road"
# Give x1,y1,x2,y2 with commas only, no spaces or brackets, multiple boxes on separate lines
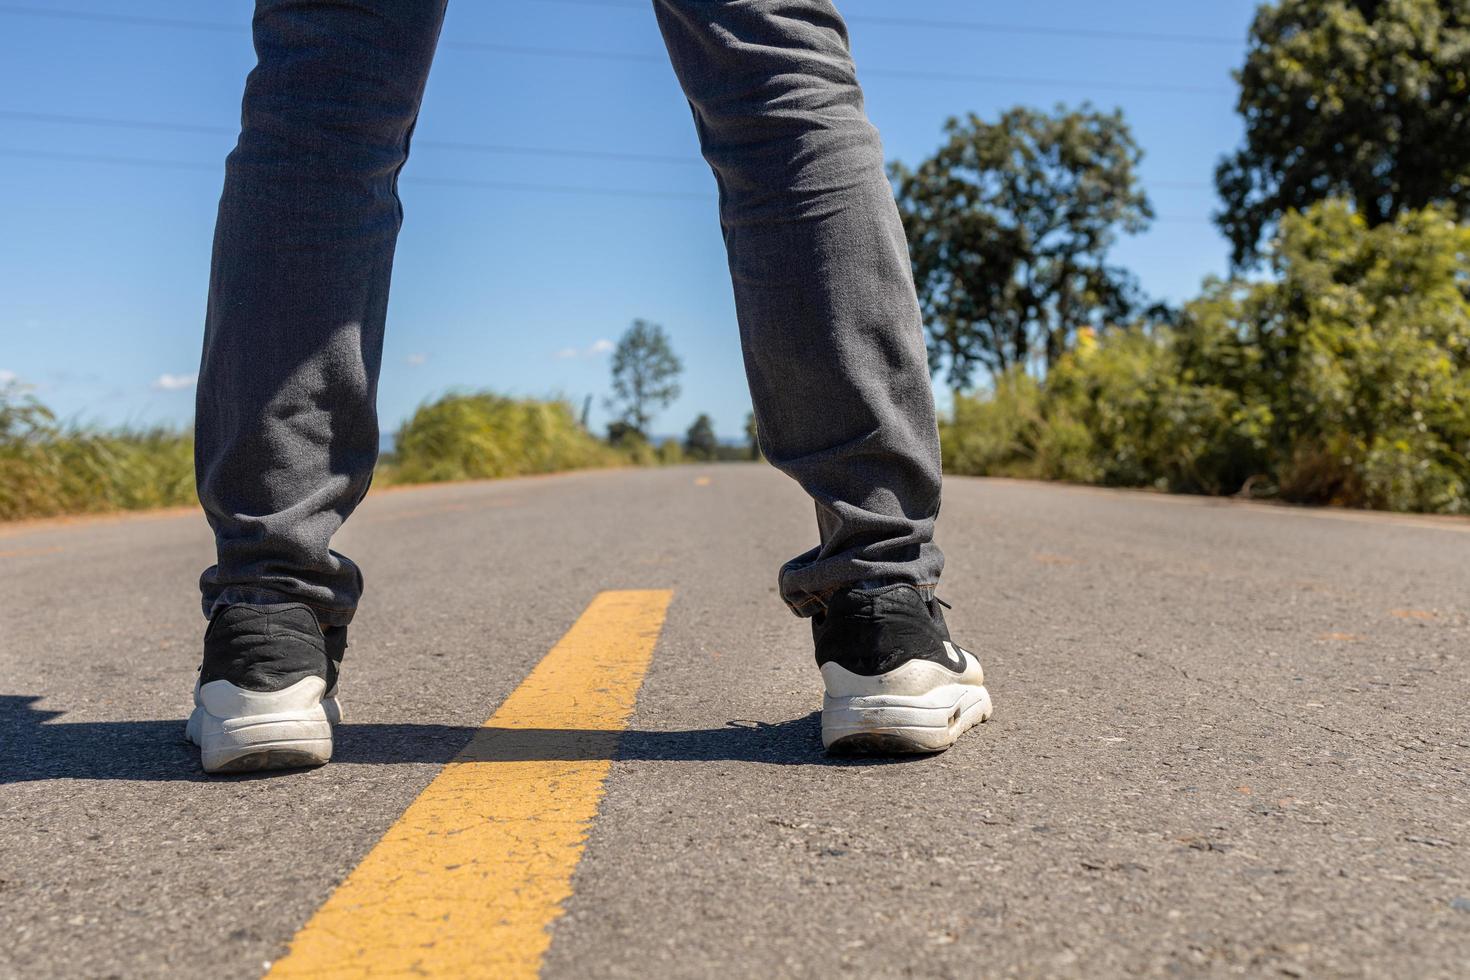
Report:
2,695,921,782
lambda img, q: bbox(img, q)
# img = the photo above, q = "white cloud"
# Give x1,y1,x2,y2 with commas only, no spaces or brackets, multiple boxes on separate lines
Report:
152,372,197,391
405,353,428,366
554,339,616,360
0,369,16,384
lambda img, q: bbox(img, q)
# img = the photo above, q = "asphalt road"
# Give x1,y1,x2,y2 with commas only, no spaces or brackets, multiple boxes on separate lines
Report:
2,464,1468,978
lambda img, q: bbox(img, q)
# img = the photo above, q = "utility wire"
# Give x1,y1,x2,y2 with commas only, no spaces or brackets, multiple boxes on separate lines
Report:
0,147,217,172
0,110,705,166
532,0,1245,46
0,147,708,200
2,2,1246,46
438,42,1229,94
0,6,1232,96
0,3,236,32
859,68,1226,96
0,109,233,137
0,109,1217,188
439,40,662,63
0,146,1215,220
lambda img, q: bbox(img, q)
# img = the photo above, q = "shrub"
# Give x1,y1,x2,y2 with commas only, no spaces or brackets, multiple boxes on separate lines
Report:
942,200,1470,513
940,370,1046,478
1178,201,1470,510
1045,326,1270,494
656,438,685,465
386,392,623,485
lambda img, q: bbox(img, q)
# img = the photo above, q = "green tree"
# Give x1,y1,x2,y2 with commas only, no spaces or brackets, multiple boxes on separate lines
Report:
607,319,682,437
890,104,1153,388
743,411,761,460
1216,0,1470,267
683,413,718,460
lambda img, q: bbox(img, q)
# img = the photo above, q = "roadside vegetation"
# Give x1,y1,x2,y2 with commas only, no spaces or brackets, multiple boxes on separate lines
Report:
0,387,194,520
380,393,622,485
0,319,759,521
939,204,1470,512
906,0,1470,514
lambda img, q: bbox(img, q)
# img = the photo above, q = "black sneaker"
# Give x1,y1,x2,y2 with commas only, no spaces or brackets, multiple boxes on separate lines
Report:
813,584,991,754
184,602,345,774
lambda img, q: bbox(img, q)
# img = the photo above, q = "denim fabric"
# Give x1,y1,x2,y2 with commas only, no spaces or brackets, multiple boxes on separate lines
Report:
197,0,943,626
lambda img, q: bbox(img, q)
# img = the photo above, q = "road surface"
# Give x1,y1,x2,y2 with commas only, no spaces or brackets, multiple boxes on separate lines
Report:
2,465,1467,978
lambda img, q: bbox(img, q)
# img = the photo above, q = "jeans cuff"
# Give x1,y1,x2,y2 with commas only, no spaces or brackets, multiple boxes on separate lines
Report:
783,579,938,618
202,587,355,628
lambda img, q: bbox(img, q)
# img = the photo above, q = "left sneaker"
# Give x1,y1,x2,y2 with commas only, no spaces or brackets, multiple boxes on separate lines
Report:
813,584,992,754
185,602,345,774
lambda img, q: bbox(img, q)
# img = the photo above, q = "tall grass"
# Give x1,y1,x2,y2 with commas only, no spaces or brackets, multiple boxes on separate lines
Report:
0,387,627,521
0,388,194,520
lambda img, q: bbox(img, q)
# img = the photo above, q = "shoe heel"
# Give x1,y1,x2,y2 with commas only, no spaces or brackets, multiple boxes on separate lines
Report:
822,686,992,754
196,713,334,773
189,677,336,774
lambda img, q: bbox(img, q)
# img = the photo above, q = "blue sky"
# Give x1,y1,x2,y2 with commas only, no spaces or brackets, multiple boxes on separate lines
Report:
0,0,1258,440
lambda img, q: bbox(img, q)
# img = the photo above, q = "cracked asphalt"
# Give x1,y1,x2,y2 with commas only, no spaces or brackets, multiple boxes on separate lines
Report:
2,464,1468,977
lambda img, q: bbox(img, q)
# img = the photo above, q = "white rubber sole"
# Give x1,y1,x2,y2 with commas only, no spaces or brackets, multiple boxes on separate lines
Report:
820,649,992,754
185,676,342,774
822,683,992,754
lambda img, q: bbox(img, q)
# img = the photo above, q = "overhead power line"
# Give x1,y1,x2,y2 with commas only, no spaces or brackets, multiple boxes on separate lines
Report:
439,39,662,63
0,5,1232,97
0,147,217,172
0,3,235,32
0,146,708,200
0,109,233,137
850,14,1240,47
0,146,1217,221
861,68,1225,96
1,2,1245,46
531,0,1245,46
0,109,1217,189
440,42,1229,94
0,110,705,166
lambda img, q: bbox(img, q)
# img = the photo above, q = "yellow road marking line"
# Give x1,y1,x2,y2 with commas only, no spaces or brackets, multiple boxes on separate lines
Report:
1389,608,1437,620
0,545,64,559
693,476,712,486
266,588,674,979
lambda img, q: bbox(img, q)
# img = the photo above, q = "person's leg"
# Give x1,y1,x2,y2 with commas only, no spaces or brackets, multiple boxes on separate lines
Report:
196,0,446,628
188,0,445,772
652,0,944,617
654,1,989,753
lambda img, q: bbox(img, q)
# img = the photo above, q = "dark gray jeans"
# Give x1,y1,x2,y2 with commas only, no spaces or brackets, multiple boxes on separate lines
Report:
197,0,943,626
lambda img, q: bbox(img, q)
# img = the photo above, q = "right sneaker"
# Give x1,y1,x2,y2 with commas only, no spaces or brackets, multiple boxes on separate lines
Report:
814,584,992,754
185,602,345,774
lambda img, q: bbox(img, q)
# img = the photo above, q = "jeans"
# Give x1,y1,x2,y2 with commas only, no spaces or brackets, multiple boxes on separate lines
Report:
197,0,944,626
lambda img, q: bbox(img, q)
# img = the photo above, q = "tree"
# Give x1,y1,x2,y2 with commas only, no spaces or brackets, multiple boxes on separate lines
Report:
1216,0,1470,267
743,411,761,460
604,419,642,447
1179,200,1470,510
683,413,718,460
890,104,1153,390
607,320,682,437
